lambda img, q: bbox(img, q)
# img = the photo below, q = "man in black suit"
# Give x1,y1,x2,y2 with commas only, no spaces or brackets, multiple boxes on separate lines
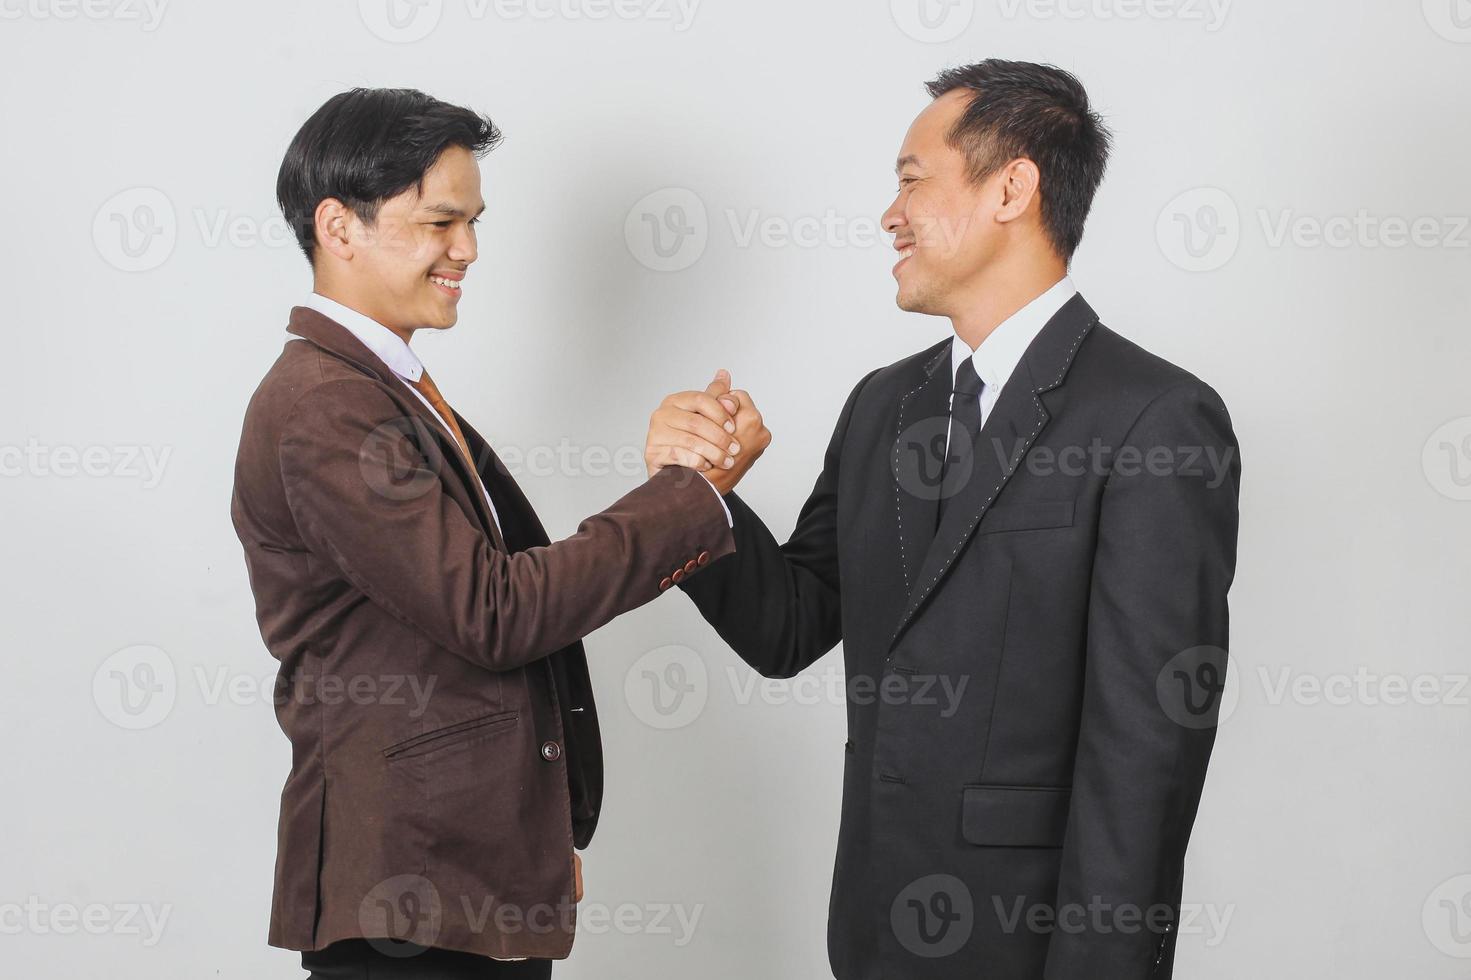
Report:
644,60,1240,978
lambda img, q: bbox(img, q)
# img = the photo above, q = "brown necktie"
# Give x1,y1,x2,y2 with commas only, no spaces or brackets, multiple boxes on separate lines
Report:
410,368,477,474
408,368,509,551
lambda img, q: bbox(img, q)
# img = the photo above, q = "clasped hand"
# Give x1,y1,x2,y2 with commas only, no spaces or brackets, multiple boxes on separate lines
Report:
644,369,771,495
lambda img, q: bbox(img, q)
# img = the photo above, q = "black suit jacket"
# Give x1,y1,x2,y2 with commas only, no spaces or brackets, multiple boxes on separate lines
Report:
680,294,1240,979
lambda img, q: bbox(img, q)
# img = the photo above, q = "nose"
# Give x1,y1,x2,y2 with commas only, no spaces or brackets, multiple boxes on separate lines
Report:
449,221,478,265
882,193,907,236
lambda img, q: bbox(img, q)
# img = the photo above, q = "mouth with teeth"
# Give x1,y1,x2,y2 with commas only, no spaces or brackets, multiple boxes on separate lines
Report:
429,274,463,298
893,244,916,277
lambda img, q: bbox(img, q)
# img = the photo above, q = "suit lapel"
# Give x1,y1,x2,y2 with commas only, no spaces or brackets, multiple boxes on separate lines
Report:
285,306,508,552
888,294,1100,649
456,416,537,552
891,341,953,594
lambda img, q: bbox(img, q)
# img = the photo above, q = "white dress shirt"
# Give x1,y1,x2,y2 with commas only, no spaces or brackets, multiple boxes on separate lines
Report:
297,293,731,534
300,292,507,536
946,276,1078,453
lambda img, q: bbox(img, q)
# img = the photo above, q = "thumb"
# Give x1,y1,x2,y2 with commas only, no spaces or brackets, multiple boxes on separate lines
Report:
705,368,731,398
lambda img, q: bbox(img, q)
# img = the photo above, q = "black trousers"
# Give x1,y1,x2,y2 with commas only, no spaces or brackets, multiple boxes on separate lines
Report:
302,939,553,979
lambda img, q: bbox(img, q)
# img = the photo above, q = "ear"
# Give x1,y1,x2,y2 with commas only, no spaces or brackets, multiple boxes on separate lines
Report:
994,158,1042,225
313,198,355,262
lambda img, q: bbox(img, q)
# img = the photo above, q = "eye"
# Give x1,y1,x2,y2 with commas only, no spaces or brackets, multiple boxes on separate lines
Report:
431,220,452,229
468,216,480,227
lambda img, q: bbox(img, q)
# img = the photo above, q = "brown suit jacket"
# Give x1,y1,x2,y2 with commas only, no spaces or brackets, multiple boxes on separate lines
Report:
230,306,733,960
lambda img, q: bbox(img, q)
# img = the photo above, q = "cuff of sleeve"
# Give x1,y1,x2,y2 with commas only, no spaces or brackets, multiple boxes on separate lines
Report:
700,472,734,527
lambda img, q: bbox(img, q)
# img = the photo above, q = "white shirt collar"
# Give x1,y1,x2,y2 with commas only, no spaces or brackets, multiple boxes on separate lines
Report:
950,276,1077,392
301,292,424,383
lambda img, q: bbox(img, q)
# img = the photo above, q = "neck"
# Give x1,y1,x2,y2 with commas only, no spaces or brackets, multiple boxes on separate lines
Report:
311,273,416,344
946,248,1067,351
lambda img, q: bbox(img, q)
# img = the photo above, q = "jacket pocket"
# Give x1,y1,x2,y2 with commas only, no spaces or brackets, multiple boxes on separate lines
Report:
960,784,1071,847
382,709,520,762
977,500,1074,535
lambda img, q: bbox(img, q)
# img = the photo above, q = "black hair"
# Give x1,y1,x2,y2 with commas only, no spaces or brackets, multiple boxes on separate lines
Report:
276,88,502,264
926,60,1111,259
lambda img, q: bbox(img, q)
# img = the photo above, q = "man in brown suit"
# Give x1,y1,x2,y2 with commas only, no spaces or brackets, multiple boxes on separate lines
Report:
231,88,753,978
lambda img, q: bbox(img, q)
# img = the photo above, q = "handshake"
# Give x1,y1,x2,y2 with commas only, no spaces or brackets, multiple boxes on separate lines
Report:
643,369,772,495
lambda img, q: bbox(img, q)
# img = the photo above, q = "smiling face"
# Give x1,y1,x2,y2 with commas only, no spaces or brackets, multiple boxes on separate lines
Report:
314,144,484,339
882,90,1010,318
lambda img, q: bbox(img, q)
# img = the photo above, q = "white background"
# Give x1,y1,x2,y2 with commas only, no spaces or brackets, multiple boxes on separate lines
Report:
2,0,1469,977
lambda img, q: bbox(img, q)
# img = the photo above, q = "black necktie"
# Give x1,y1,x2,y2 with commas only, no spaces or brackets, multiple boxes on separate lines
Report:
937,357,984,529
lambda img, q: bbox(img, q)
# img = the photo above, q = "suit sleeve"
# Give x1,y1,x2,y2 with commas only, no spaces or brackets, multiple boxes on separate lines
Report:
1044,382,1241,980
276,378,734,673
677,369,878,678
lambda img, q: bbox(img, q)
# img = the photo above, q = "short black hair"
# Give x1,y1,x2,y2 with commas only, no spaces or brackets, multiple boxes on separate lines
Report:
926,60,1111,260
276,88,502,265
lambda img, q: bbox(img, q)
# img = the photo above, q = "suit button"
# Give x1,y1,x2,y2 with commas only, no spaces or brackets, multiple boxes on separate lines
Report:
683,559,698,574
696,551,710,566
540,741,561,762
659,577,672,590
671,568,685,584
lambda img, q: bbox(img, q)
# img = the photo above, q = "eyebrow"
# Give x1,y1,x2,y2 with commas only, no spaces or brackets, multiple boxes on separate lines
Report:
421,201,487,218
895,155,922,175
